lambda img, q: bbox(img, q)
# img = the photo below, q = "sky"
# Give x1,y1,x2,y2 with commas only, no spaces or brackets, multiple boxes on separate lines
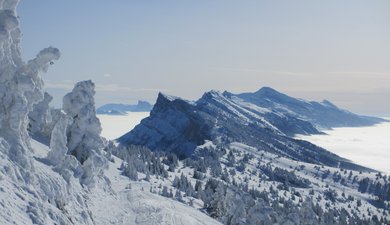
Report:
18,1,390,116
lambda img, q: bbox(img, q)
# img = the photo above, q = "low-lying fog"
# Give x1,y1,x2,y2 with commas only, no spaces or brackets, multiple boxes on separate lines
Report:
97,112,149,140
297,119,390,174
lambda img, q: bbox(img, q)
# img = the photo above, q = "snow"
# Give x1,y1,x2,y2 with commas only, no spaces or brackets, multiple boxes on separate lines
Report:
159,93,196,105
97,112,149,140
89,180,222,225
0,138,96,225
296,120,390,174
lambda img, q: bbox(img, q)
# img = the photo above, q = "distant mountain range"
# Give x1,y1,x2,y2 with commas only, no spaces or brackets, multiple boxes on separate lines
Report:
97,100,153,115
234,87,383,129
118,87,384,171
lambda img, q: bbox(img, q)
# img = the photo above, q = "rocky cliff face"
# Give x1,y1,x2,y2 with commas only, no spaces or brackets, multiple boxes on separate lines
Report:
119,93,210,158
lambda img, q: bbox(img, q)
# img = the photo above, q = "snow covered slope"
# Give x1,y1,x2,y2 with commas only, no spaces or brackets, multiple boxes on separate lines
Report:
1,138,222,225
89,151,222,225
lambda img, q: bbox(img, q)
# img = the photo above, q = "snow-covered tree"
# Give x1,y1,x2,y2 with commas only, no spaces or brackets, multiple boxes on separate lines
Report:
28,92,55,141
47,111,72,165
121,161,138,181
0,0,60,171
62,80,107,186
63,80,104,163
175,190,183,202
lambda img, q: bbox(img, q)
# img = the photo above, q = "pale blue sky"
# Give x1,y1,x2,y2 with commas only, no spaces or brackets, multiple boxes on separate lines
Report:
19,1,390,115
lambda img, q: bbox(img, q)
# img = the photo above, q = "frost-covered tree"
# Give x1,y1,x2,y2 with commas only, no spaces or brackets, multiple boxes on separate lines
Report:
62,80,107,186
0,0,60,171
161,186,170,197
45,110,83,181
28,92,55,141
162,152,179,172
175,190,183,202
121,161,138,181
47,111,72,165
63,80,104,163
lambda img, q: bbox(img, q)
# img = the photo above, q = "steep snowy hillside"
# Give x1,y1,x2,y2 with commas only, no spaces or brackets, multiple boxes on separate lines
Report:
1,139,223,225
119,92,372,172
112,139,390,225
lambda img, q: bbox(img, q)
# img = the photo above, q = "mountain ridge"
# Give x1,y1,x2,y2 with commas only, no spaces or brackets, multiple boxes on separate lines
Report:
119,88,380,172
235,87,385,129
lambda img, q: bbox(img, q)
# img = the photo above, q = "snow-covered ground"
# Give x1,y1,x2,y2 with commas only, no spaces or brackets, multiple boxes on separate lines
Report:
97,112,149,140
89,156,222,225
296,119,390,174
1,138,222,225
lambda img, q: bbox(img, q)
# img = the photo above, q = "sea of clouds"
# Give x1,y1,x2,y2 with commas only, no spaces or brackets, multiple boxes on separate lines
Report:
97,112,149,140
297,119,390,174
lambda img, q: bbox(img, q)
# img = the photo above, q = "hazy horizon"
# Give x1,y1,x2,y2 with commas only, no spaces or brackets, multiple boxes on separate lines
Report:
18,1,390,116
